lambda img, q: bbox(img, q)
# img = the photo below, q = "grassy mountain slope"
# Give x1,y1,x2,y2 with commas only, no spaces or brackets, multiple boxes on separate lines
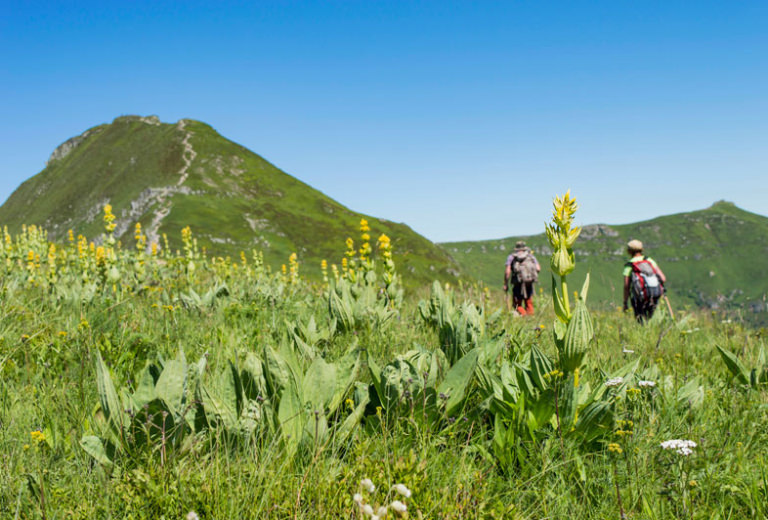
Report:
441,201,768,314
0,115,461,284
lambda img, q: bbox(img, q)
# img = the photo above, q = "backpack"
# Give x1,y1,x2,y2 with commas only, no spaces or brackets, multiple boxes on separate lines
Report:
512,250,538,284
628,257,663,304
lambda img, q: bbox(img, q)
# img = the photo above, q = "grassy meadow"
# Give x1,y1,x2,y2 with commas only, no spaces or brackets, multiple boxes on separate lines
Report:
1,197,767,519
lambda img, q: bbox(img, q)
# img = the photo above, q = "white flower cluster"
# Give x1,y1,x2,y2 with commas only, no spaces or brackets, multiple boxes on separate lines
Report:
660,439,697,456
604,377,623,387
352,478,412,519
392,484,411,498
638,380,656,388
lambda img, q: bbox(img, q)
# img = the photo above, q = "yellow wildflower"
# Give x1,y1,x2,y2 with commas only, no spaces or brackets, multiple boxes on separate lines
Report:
103,204,116,233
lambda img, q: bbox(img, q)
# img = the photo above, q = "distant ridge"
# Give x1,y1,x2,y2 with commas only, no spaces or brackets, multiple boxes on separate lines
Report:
0,115,462,284
441,201,768,316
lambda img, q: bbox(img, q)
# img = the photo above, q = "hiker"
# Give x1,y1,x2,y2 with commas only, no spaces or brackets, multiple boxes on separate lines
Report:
623,239,667,323
504,241,541,316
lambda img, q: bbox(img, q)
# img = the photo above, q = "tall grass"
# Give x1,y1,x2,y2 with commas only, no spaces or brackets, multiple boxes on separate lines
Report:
0,213,766,519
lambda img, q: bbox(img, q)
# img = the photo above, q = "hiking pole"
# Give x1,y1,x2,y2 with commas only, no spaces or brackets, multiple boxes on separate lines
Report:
662,294,675,321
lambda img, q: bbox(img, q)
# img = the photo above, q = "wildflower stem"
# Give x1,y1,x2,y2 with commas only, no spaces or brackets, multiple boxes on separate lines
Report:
611,458,626,520
560,275,570,317
553,381,565,460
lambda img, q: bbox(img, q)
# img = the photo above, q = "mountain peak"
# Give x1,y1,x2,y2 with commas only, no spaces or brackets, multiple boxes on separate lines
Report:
112,114,162,126
1,116,462,285
709,200,736,210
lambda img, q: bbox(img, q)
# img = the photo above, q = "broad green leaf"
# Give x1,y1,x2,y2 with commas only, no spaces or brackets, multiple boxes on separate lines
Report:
551,276,570,322
80,435,113,468
558,373,577,432
240,352,268,401
278,383,305,457
716,345,750,385
221,362,241,422
335,391,370,447
303,357,337,412
552,319,567,351
155,352,188,418
367,350,384,405
529,388,555,429
579,272,591,302
264,344,301,400
130,364,157,409
572,400,612,443
95,351,125,432
677,376,704,408
327,347,361,415
529,345,554,391
438,348,479,416
201,363,240,429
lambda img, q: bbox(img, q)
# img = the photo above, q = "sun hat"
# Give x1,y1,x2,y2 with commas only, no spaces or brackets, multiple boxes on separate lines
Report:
627,239,643,253
515,241,526,250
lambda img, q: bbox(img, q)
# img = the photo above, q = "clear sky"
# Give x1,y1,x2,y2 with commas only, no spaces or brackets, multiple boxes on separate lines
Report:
2,1,766,242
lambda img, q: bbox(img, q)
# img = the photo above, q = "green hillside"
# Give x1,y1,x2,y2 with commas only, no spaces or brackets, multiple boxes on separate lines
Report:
0,115,461,285
441,201,768,317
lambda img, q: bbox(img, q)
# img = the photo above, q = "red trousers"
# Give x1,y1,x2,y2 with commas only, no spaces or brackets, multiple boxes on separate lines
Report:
514,296,535,315
512,282,536,315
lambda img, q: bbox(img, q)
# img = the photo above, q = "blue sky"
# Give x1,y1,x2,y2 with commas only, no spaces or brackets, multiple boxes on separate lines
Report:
2,1,766,242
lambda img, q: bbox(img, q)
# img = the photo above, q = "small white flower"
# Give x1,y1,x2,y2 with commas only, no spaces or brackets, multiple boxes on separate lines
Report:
377,506,388,516
392,483,412,498
622,347,635,354
361,478,376,492
660,439,697,455
186,513,200,520
353,493,364,504
390,500,407,513
362,504,374,516
605,377,623,387
638,380,656,388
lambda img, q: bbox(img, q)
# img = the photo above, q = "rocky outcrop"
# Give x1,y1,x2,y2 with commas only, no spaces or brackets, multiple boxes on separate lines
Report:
47,115,161,166
579,224,619,239
46,128,100,165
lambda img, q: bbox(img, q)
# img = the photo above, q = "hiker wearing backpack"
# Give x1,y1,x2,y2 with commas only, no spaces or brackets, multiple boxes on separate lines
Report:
623,239,667,323
504,241,541,316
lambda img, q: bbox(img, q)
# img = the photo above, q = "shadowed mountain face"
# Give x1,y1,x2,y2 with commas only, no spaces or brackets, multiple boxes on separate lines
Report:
0,115,461,284
441,201,768,316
